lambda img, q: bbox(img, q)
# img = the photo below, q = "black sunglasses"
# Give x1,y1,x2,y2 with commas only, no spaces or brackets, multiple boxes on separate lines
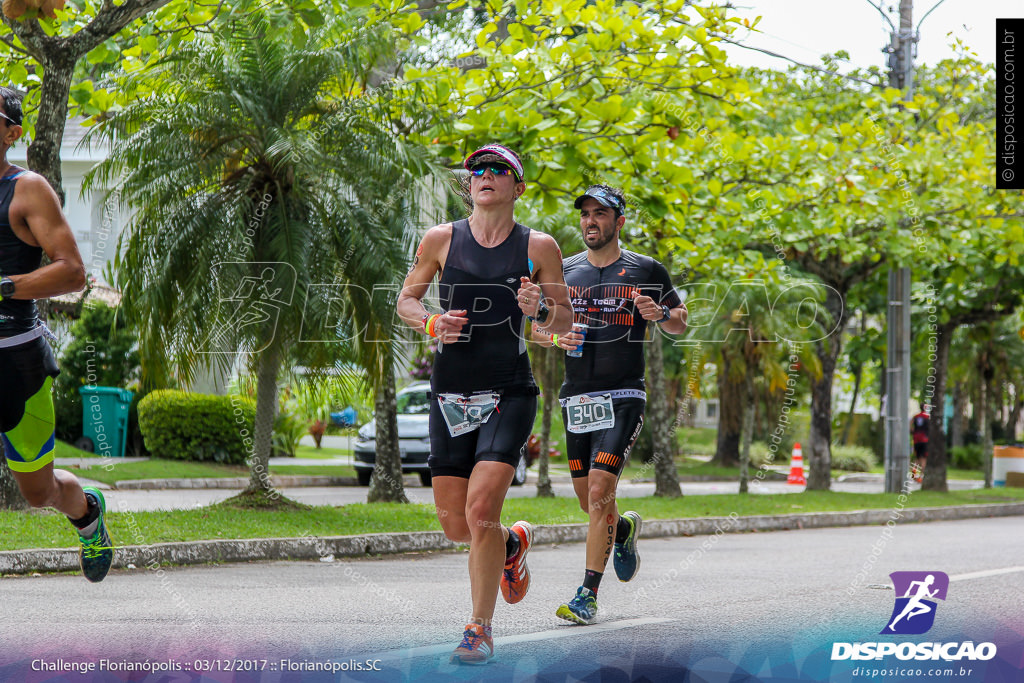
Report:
0,111,18,127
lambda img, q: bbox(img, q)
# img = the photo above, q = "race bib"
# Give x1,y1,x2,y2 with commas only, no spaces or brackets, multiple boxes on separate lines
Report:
437,392,501,437
564,393,615,434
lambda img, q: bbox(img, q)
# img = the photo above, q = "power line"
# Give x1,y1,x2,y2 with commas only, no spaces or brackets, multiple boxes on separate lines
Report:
716,36,880,87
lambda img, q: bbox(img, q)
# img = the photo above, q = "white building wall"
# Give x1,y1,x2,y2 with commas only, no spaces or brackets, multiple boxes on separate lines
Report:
10,120,129,287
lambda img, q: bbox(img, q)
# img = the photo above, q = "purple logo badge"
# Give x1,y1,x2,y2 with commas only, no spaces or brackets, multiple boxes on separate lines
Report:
881,571,949,635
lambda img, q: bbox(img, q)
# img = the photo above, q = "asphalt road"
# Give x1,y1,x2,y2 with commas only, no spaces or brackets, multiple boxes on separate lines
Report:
2,517,1021,682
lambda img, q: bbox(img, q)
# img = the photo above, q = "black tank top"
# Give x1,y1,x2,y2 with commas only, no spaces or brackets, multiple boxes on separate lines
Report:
431,218,536,394
0,169,40,336
560,249,682,398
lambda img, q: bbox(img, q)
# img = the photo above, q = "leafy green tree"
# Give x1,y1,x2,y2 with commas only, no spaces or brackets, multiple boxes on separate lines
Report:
0,0,221,508
727,54,1024,489
0,0,222,195
85,7,439,499
694,278,822,489
407,0,745,246
52,302,139,444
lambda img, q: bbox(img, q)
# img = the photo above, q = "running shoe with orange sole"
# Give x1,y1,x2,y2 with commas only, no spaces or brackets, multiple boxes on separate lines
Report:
500,520,533,604
450,623,493,665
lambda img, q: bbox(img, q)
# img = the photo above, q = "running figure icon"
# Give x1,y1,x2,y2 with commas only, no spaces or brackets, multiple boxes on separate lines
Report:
882,571,949,635
887,574,938,631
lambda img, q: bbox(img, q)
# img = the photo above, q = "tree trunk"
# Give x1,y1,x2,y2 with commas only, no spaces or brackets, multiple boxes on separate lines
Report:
714,351,741,467
0,459,28,510
807,287,846,490
535,345,557,498
840,362,863,446
368,357,408,503
739,372,755,494
981,373,993,488
648,334,681,497
247,340,282,495
995,378,1007,438
922,322,953,491
28,53,74,200
840,312,866,446
951,382,966,448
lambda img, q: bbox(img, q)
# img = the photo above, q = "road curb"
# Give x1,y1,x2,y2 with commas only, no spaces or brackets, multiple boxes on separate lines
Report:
2,502,1022,576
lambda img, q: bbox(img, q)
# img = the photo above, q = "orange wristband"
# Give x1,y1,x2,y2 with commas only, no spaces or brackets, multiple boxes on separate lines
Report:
425,314,440,338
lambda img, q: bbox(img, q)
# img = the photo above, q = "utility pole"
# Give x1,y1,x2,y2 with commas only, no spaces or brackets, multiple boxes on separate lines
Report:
883,0,915,494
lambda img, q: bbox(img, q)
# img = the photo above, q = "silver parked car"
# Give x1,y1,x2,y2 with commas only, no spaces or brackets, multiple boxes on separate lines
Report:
354,382,432,486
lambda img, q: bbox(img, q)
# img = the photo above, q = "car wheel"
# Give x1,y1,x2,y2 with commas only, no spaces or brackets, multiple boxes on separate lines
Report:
511,453,528,486
419,471,433,487
357,470,372,487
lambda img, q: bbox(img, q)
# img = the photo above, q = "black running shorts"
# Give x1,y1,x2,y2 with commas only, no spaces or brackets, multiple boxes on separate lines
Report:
428,392,537,479
563,397,645,478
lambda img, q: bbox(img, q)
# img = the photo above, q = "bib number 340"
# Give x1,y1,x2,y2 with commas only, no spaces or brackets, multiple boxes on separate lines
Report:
565,394,615,434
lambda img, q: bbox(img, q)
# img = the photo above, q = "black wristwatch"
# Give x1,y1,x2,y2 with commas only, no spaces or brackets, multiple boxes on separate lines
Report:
530,301,550,325
658,304,672,323
0,277,14,300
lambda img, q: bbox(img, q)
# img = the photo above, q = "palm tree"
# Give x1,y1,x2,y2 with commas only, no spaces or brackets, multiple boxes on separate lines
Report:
705,278,823,492
85,8,440,499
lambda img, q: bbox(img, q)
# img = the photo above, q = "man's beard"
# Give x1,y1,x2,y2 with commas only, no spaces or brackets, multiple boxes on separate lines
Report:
585,225,617,251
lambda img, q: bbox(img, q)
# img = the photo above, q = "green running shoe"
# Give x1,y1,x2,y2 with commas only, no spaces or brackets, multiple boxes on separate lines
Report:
613,511,642,582
556,586,598,625
79,487,113,583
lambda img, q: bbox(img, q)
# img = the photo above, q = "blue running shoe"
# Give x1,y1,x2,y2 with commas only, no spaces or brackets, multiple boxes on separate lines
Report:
613,511,642,582
556,586,598,625
79,487,113,583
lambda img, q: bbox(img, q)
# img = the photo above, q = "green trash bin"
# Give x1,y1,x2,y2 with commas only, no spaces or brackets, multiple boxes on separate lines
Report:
79,386,134,459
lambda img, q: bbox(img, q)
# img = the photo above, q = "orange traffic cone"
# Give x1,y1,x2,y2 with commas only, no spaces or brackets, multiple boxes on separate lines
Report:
787,442,806,485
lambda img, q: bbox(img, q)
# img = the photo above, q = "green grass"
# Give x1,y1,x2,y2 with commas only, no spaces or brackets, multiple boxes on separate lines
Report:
677,427,717,455
294,444,352,458
620,460,752,481
270,465,356,477
55,440,103,459
69,460,356,485
55,439,351,464
70,460,249,484
4,488,1024,552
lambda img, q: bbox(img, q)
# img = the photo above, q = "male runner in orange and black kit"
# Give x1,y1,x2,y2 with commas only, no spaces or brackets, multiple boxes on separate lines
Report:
0,86,113,581
535,184,687,624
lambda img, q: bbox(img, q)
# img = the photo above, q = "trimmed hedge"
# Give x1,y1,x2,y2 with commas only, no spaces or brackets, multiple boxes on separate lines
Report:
831,444,877,472
950,445,984,470
138,390,255,464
